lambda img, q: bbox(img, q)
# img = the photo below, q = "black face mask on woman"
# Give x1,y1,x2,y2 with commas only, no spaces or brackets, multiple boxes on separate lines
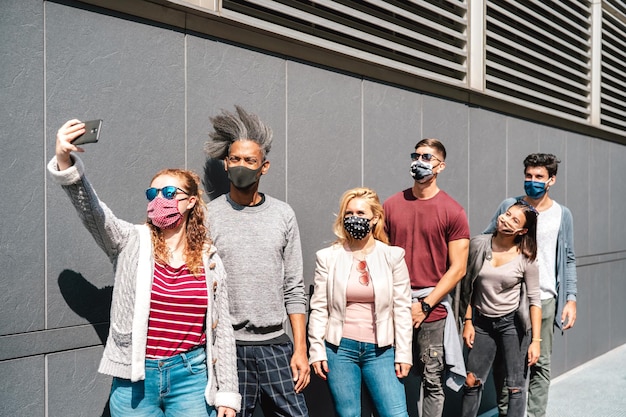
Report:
227,165,263,189
343,216,372,240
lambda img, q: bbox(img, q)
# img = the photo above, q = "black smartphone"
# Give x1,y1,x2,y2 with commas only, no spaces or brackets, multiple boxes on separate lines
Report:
73,119,103,145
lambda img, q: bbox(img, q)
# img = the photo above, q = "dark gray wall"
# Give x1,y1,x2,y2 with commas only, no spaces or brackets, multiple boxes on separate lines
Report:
2,0,626,416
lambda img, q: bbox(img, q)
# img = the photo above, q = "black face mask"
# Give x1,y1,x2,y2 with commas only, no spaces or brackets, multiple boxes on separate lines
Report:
343,216,371,240
227,165,263,189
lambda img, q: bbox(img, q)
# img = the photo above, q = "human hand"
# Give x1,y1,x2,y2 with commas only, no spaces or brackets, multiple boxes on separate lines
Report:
395,362,411,378
290,349,311,393
56,119,86,170
411,303,426,328
217,406,236,417
561,300,577,330
528,340,540,366
311,360,329,381
462,322,475,349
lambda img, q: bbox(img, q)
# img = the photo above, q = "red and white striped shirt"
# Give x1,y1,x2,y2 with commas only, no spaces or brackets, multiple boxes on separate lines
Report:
145,262,207,359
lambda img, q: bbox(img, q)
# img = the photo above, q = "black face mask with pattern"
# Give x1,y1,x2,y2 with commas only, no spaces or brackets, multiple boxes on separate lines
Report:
343,216,371,240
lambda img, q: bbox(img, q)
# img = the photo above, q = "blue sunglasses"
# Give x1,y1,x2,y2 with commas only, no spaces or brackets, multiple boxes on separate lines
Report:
145,186,188,201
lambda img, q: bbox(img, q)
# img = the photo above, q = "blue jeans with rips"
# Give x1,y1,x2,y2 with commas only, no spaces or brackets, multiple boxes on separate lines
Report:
325,338,408,417
109,346,215,417
461,311,529,417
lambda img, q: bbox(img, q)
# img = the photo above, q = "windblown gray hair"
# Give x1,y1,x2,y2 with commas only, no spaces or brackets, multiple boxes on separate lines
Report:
204,105,273,160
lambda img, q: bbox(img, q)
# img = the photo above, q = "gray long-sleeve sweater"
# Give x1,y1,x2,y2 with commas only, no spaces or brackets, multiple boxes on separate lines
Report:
208,193,307,342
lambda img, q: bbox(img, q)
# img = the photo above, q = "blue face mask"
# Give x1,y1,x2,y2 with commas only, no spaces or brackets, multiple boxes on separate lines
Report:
524,180,548,199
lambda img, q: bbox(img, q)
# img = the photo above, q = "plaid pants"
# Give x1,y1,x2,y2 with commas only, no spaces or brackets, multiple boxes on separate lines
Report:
236,343,309,417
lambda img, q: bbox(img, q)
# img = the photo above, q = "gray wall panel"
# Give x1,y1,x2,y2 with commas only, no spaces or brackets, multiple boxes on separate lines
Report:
186,35,287,201
362,80,422,203
0,0,45,335
286,62,361,286
45,1,185,329
48,347,111,417
610,261,626,346
609,144,626,251
0,356,45,417
588,139,611,253
586,263,611,360
468,108,507,235
422,95,469,220
565,133,590,256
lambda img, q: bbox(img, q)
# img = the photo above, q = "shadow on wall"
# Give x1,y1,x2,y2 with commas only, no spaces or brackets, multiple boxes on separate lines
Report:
203,158,230,201
58,269,113,417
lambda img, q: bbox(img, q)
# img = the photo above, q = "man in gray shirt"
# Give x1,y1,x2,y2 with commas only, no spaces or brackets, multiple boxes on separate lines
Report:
205,106,310,417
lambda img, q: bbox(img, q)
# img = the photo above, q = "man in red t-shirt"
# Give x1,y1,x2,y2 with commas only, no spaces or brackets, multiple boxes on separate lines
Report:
384,138,470,417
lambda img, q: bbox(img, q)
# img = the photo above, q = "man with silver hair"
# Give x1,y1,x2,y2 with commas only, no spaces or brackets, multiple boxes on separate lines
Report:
205,106,310,417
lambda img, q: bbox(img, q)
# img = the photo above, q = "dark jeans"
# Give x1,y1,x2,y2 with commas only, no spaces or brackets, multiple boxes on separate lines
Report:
410,319,445,417
461,311,529,417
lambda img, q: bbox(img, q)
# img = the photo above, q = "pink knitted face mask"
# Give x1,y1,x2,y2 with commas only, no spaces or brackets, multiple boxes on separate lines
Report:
147,197,183,229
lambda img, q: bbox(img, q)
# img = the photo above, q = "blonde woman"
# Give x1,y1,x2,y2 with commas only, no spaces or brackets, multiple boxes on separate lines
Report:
308,187,412,417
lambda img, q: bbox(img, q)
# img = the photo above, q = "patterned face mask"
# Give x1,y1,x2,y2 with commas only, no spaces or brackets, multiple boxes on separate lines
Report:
343,216,371,240
147,197,184,229
410,159,434,183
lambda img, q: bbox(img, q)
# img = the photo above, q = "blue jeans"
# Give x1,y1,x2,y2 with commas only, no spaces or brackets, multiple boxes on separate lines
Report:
462,311,529,417
325,338,408,417
109,346,216,417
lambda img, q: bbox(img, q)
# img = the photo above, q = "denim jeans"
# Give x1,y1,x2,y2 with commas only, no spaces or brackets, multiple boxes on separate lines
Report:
325,338,408,417
109,346,216,417
408,318,445,417
496,298,555,417
461,311,529,417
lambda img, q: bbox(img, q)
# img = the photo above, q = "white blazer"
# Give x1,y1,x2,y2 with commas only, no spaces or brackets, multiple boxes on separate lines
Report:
308,240,413,365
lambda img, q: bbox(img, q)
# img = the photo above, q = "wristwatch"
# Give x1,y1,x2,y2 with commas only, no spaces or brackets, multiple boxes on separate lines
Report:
421,300,433,314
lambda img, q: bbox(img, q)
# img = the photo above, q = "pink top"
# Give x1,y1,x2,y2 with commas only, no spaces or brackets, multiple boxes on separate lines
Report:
341,258,377,344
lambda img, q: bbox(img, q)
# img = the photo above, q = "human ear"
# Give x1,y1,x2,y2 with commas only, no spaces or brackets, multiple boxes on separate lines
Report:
261,159,270,175
186,196,197,210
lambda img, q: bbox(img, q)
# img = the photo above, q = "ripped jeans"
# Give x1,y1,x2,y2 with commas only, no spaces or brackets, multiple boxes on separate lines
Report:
461,311,529,417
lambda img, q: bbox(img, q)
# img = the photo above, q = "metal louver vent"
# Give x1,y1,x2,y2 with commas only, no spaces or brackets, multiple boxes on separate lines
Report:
601,4,626,132
485,0,592,122
221,0,469,86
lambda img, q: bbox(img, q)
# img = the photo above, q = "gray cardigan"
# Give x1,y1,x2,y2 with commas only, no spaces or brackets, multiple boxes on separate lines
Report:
47,155,241,411
484,197,577,331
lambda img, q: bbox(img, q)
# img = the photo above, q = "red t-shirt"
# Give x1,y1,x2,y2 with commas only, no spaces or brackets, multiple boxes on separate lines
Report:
384,188,470,321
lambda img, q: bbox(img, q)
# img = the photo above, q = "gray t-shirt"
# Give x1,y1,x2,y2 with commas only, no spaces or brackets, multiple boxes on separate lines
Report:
474,254,541,317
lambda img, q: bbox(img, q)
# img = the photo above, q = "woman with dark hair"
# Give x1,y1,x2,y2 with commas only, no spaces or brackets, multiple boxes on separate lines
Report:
459,201,541,417
48,119,240,417
308,187,412,417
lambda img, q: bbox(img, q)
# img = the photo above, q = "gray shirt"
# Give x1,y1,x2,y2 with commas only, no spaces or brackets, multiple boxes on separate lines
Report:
208,193,306,342
474,254,541,317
